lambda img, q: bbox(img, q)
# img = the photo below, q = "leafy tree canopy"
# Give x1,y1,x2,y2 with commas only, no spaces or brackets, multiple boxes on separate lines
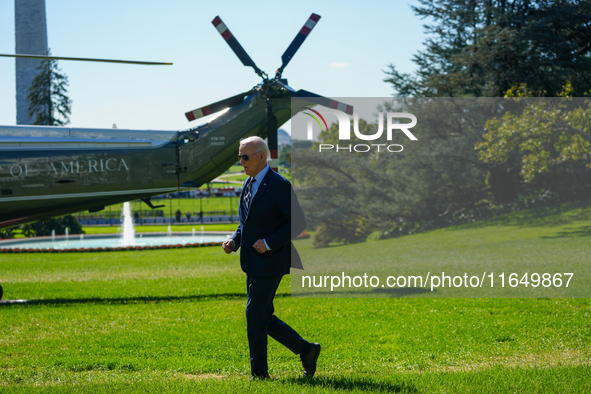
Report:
477,82,591,182
21,215,84,237
385,0,591,97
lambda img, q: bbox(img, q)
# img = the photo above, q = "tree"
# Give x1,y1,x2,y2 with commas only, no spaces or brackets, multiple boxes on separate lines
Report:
385,0,591,98
294,104,494,245
381,0,591,207
293,147,372,247
0,226,18,239
21,215,84,237
279,144,291,168
27,53,71,126
477,83,591,182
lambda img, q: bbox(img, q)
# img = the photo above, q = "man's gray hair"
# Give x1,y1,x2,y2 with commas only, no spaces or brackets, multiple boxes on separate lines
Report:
240,136,270,162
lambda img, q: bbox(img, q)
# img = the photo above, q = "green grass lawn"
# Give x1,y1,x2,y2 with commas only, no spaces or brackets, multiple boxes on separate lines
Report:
293,200,591,298
218,174,248,182
1,202,590,393
228,165,244,173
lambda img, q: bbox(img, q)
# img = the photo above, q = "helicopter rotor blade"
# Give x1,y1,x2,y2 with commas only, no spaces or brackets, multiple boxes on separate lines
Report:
265,98,279,171
212,16,265,78
291,89,354,115
275,13,321,79
0,53,172,65
185,91,251,122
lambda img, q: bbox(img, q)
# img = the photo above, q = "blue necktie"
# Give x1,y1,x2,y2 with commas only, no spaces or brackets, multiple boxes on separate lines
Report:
243,177,255,217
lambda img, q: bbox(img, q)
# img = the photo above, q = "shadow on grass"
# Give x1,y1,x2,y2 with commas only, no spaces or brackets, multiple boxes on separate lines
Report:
291,287,434,298
448,199,591,231
286,375,418,393
373,287,434,297
0,292,290,307
540,225,591,239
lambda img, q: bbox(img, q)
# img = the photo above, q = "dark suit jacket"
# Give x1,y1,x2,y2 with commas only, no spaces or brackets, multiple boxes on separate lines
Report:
231,168,307,276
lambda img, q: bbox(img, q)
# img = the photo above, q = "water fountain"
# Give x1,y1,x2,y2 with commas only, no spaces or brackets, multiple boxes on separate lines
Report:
121,202,136,247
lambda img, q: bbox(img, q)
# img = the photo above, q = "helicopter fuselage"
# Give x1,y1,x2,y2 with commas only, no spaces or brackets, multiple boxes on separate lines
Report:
0,92,292,228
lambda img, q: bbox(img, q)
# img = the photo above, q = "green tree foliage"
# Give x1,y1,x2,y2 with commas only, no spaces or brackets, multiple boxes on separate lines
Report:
381,0,591,211
295,96,590,248
294,121,376,247
279,144,291,168
295,105,493,247
294,146,369,247
477,83,591,182
21,215,84,237
385,0,591,97
27,54,71,126
312,219,370,248
0,227,18,239
297,1,591,246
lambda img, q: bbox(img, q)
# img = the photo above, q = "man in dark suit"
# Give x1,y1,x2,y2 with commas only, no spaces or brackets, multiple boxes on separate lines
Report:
222,136,320,380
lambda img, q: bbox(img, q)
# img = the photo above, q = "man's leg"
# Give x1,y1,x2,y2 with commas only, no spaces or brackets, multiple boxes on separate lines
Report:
263,278,320,378
245,275,283,376
245,275,312,376
267,313,309,355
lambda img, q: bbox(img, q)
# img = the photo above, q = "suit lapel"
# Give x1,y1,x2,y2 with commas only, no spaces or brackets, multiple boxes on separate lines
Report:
247,169,274,217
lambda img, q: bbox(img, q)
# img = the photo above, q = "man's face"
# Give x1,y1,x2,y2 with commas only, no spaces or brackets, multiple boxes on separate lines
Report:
239,142,266,177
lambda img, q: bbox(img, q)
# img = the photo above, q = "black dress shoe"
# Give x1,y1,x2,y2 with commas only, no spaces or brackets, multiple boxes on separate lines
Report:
300,342,321,378
249,373,270,381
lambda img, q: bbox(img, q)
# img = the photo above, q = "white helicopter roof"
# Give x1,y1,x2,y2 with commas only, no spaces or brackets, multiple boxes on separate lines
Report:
0,125,178,150
0,124,177,141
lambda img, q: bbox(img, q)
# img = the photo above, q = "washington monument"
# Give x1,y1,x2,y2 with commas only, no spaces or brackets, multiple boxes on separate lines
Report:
15,0,48,125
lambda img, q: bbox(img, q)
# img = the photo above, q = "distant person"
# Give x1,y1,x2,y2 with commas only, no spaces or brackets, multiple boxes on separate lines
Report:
186,211,191,221
175,209,181,222
222,136,319,380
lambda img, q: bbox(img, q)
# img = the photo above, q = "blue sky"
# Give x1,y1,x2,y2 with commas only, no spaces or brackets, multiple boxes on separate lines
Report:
0,0,427,133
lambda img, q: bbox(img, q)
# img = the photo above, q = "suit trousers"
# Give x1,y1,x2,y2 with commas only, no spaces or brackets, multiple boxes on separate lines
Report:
245,275,309,375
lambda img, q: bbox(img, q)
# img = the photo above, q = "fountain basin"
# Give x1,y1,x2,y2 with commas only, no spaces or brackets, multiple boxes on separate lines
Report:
0,232,232,253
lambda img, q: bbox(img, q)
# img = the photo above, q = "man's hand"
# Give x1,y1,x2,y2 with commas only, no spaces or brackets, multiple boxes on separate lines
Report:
222,239,235,254
252,239,268,254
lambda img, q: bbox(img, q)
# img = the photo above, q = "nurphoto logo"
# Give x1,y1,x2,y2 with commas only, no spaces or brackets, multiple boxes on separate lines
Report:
303,107,418,153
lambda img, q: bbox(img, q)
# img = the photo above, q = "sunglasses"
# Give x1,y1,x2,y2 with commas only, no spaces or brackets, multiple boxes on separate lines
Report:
238,150,261,161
